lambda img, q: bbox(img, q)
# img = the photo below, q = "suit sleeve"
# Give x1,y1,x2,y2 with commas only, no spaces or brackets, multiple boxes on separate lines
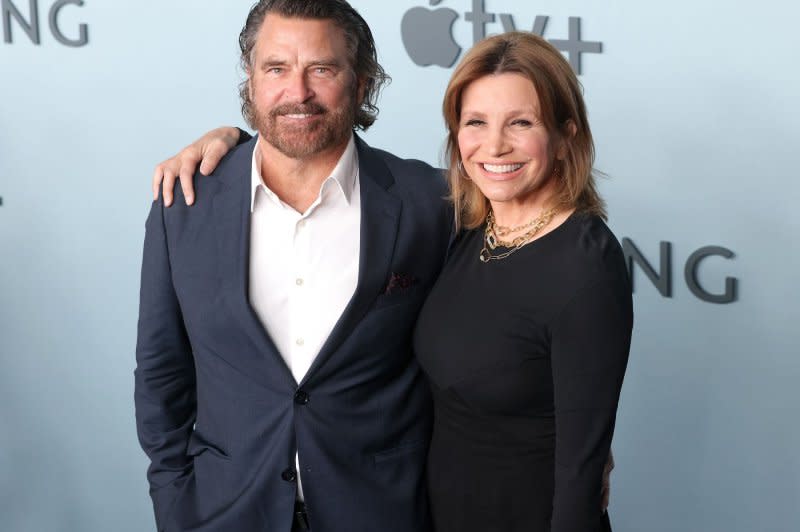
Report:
134,197,197,531
236,127,253,145
549,277,632,532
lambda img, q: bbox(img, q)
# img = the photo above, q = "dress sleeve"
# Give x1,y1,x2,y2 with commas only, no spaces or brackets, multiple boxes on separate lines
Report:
549,276,633,532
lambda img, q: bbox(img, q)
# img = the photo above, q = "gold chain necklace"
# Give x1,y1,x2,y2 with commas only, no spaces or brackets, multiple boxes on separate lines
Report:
479,208,557,263
492,215,547,237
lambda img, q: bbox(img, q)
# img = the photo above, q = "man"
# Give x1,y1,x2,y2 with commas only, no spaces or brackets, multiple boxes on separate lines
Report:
135,1,451,531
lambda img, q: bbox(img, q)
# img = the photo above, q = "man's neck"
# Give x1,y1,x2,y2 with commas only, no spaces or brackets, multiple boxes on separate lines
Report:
257,136,352,214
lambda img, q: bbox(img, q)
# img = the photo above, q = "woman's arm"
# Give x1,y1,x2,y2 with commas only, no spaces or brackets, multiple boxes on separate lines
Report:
151,126,249,206
550,277,633,531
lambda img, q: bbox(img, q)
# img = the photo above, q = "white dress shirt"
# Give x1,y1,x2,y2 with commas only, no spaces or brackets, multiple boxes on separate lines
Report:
249,135,361,499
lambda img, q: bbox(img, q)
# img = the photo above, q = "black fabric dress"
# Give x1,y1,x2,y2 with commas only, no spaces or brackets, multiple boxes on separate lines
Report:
413,213,633,532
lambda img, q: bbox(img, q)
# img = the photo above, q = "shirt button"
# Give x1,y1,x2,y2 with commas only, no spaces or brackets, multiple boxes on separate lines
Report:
294,390,310,405
281,468,297,482
296,278,304,286
296,338,305,346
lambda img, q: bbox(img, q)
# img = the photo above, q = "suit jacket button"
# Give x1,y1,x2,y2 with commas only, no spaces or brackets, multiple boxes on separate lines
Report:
294,390,310,405
281,468,297,482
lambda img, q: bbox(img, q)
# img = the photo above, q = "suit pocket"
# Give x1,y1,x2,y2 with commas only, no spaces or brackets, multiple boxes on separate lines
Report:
155,469,196,532
372,440,428,465
186,431,231,460
370,288,423,312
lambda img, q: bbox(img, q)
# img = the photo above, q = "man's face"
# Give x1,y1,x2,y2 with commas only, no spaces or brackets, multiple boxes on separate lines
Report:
249,14,358,159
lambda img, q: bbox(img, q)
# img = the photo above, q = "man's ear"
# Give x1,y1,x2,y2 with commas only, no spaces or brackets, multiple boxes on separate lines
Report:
356,77,367,106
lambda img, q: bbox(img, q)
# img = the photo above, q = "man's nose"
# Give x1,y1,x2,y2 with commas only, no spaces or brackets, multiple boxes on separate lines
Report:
285,71,314,102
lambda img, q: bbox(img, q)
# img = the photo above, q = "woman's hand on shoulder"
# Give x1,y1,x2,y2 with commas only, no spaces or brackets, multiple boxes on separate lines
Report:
152,126,241,206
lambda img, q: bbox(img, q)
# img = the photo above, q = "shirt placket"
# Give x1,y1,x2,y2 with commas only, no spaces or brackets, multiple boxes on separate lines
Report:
290,213,312,502
289,214,311,384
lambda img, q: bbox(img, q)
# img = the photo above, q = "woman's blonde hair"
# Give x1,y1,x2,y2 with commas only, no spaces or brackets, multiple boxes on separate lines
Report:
442,32,606,230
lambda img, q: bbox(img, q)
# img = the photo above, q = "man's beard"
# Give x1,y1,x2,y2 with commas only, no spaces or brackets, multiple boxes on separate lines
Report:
254,97,355,159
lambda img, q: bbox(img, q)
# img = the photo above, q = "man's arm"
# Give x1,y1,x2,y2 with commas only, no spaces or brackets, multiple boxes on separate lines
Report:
152,126,246,206
134,195,197,530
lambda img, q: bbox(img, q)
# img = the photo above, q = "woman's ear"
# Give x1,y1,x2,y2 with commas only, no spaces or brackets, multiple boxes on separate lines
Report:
557,120,578,160
564,119,577,138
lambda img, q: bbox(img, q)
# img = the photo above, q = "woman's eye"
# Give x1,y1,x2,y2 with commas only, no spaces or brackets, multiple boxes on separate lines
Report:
512,119,533,127
464,119,484,127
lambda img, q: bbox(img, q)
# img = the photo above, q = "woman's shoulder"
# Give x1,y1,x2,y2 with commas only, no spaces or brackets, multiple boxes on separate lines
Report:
571,211,619,247
554,211,628,284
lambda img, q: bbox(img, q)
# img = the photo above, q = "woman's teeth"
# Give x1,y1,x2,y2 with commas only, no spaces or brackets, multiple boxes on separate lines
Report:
481,163,523,173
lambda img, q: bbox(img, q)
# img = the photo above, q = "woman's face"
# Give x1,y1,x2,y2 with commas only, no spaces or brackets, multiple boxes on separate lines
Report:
457,73,560,212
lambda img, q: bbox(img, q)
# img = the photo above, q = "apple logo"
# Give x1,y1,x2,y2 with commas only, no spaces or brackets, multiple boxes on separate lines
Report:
401,0,461,67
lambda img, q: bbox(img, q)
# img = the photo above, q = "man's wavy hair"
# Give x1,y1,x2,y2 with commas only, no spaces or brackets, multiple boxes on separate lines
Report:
238,0,390,131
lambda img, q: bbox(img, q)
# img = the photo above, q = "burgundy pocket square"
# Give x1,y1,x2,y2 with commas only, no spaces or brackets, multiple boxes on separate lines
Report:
383,273,418,295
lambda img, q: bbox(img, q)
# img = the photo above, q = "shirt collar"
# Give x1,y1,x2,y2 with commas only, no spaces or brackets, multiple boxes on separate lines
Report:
250,134,359,212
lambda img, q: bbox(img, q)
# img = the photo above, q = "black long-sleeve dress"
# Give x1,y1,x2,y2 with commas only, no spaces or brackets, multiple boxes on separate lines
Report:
413,212,633,532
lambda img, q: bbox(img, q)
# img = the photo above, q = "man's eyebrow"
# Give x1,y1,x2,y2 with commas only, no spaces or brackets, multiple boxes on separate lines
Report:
260,57,288,68
258,57,345,70
259,62,287,73
307,58,344,68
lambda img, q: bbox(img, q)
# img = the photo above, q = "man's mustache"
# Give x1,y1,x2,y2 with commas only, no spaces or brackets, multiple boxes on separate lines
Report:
270,102,327,118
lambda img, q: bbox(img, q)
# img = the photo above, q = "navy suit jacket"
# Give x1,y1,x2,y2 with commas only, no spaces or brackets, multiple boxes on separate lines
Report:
135,135,452,532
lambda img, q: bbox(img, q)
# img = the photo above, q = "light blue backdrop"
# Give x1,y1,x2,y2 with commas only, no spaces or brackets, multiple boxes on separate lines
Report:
1,1,798,531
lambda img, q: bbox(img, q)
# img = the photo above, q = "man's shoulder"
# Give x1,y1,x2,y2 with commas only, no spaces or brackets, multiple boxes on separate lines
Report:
211,135,257,182
183,136,256,200
163,137,255,215
359,141,447,196
369,145,443,177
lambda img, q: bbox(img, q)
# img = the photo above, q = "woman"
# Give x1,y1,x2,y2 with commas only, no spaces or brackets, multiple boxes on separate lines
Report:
154,32,631,532
413,33,631,532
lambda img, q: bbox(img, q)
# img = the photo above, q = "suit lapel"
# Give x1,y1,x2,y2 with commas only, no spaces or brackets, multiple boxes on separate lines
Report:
213,136,296,388
302,137,402,384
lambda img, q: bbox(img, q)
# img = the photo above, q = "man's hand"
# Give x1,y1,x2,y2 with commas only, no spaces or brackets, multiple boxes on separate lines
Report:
602,450,615,512
151,126,241,206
